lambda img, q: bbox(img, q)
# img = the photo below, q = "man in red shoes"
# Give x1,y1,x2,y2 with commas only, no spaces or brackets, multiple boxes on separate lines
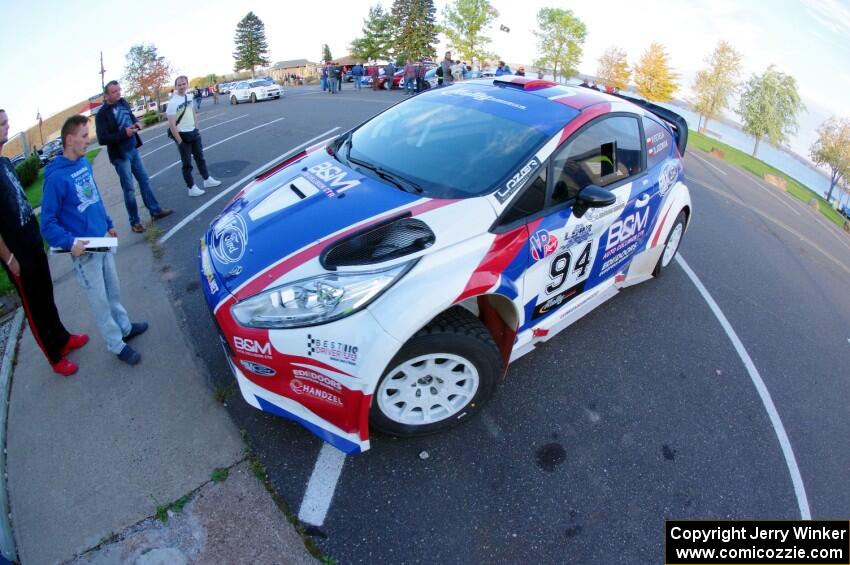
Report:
0,110,87,376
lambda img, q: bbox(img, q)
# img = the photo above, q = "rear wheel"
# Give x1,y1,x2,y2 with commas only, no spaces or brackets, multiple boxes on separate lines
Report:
230,95,237,105
371,307,501,437
653,211,686,276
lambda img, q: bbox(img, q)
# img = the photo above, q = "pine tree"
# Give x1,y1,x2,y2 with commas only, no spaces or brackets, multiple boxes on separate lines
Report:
393,0,438,63
350,5,393,62
322,44,333,62
633,42,679,102
233,12,270,76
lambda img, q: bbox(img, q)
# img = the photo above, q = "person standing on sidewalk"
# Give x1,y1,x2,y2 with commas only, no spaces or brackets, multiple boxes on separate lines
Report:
352,62,363,91
0,110,88,376
95,81,173,234
326,62,338,94
41,115,148,366
440,52,454,87
167,76,222,197
403,59,416,95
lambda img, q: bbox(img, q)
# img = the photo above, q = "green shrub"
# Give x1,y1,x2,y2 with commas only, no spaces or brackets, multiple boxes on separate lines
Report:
15,154,40,188
142,112,161,126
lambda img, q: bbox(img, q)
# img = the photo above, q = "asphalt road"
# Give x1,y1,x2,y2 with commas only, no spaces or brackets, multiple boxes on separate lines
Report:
134,85,850,564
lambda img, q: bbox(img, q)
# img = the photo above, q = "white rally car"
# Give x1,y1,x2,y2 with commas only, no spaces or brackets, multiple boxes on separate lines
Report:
200,77,692,454
229,79,282,104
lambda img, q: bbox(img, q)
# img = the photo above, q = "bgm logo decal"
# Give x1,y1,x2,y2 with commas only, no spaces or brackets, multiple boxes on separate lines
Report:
239,359,276,377
303,161,362,197
211,213,247,265
606,207,650,252
494,157,540,204
290,378,343,406
233,336,272,359
307,334,359,366
530,229,558,261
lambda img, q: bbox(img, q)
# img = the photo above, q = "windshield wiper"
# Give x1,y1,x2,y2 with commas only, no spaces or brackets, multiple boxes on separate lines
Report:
346,142,422,194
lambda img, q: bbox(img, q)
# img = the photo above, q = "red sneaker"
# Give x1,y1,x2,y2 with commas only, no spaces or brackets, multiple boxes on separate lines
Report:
52,358,78,377
60,334,89,357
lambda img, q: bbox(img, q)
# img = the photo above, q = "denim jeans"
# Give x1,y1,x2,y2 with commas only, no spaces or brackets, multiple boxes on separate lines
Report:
405,77,414,94
112,146,163,226
328,77,338,93
354,76,361,90
72,252,131,354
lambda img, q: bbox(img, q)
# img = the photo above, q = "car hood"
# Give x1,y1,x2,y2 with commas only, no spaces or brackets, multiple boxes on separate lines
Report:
205,149,432,296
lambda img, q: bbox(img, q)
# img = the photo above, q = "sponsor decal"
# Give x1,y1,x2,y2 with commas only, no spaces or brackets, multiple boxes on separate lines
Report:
211,213,248,265
240,360,276,377
200,241,219,294
303,161,362,197
600,241,637,275
439,88,528,110
206,275,219,294
290,378,343,406
559,224,592,249
307,334,359,366
658,161,679,196
646,131,669,157
584,201,625,222
530,229,558,261
234,336,273,359
494,157,540,204
532,281,585,319
557,288,600,320
292,368,343,391
605,207,651,252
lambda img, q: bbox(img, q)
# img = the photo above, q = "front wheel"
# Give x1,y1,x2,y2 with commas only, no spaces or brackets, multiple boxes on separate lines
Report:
250,93,257,103
230,95,237,105
653,210,686,276
371,307,501,437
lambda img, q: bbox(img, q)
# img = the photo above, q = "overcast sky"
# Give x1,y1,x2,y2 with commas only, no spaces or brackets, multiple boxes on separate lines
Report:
2,0,847,158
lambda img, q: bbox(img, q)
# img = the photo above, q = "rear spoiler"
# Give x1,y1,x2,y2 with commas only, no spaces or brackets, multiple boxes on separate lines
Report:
612,93,689,155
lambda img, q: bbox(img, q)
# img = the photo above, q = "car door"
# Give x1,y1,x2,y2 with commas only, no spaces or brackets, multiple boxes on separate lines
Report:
235,81,249,102
519,113,650,333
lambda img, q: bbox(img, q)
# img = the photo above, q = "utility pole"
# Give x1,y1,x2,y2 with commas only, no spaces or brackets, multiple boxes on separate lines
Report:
99,51,106,92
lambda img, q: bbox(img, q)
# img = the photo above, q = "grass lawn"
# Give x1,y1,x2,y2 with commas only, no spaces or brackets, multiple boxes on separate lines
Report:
688,131,845,227
1,148,103,295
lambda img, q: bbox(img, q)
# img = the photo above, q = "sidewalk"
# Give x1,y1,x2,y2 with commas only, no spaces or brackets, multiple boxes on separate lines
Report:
4,152,316,564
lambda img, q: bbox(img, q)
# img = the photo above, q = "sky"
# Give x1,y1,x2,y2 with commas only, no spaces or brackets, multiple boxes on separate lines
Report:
2,0,848,160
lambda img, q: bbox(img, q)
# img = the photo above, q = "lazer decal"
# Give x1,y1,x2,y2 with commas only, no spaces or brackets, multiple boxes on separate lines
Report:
530,229,558,261
234,336,272,359
659,161,679,196
303,161,362,197
494,157,540,204
211,213,248,265
290,378,343,406
307,335,359,366
240,359,276,377
292,368,343,391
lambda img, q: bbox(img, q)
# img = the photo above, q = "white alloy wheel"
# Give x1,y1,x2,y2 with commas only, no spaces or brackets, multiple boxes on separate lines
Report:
377,353,480,425
661,222,683,267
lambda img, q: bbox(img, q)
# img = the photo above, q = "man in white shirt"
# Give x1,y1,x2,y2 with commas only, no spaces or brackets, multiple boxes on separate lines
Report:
167,76,221,197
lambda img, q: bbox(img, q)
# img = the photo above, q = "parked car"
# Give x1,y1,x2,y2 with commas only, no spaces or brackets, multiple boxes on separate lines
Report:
10,154,26,167
39,138,63,166
229,79,282,104
219,82,235,94
200,77,692,453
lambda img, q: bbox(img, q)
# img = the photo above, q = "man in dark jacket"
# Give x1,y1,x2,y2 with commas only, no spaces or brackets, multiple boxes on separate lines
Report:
95,80,172,234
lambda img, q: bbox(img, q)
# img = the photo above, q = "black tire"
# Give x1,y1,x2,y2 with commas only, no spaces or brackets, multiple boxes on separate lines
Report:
250,93,257,103
230,95,237,105
653,211,686,277
371,307,502,437
422,82,431,91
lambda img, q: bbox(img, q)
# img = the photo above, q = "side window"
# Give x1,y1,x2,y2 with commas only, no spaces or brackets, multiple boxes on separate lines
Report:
643,116,674,169
551,115,643,203
498,168,547,226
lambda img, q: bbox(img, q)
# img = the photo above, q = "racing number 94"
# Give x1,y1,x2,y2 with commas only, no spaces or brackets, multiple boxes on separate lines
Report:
546,241,592,294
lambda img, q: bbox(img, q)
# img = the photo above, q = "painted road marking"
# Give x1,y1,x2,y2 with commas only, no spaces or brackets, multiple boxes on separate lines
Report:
298,443,346,526
140,115,248,158
676,255,811,520
160,127,341,243
150,117,285,179
690,152,727,176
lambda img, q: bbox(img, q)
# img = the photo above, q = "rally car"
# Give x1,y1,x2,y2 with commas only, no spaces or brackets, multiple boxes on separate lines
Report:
200,76,692,454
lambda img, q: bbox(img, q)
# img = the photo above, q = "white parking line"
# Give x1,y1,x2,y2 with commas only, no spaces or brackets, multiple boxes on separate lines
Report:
159,126,341,243
690,152,727,176
140,115,249,158
676,255,811,520
298,443,347,526
150,117,285,179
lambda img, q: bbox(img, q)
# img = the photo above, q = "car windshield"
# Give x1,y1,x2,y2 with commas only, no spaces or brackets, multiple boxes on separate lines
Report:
250,80,270,87
346,92,550,198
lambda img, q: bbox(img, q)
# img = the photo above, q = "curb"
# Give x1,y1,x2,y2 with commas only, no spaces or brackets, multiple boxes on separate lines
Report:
0,308,24,563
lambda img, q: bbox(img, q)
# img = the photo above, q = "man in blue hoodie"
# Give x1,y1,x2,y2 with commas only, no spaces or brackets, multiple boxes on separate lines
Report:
41,115,148,366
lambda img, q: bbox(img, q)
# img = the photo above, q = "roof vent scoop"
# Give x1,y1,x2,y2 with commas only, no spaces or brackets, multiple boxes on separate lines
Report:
322,217,435,268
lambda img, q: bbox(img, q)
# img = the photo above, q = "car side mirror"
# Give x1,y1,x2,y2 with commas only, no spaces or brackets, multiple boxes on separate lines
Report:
573,184,616,219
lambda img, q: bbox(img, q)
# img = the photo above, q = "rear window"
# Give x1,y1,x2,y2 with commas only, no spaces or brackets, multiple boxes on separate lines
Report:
347,93,551,198
644,116,674,169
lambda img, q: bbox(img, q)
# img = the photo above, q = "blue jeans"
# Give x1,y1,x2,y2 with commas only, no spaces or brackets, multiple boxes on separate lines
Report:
112,146,163,226
354,75,361,90
195,96,202,109
72,252,131,354
405,77,414,94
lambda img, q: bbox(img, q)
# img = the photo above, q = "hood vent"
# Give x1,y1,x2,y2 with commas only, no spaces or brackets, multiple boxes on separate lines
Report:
322,216,435,268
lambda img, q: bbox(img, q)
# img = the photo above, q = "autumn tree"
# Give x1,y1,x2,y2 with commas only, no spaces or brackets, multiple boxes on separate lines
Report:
350,5,394,62
597,46,630,90
810,117,850,204
233,12,270,76
533,8,586,82
393,0,438,63
692,41,742,133
633,42,679,102
442,0,499,65
736,65,805,158
123,43,171,109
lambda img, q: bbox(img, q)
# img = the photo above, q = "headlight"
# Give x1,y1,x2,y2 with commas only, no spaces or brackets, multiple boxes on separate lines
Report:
231,262,414,328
